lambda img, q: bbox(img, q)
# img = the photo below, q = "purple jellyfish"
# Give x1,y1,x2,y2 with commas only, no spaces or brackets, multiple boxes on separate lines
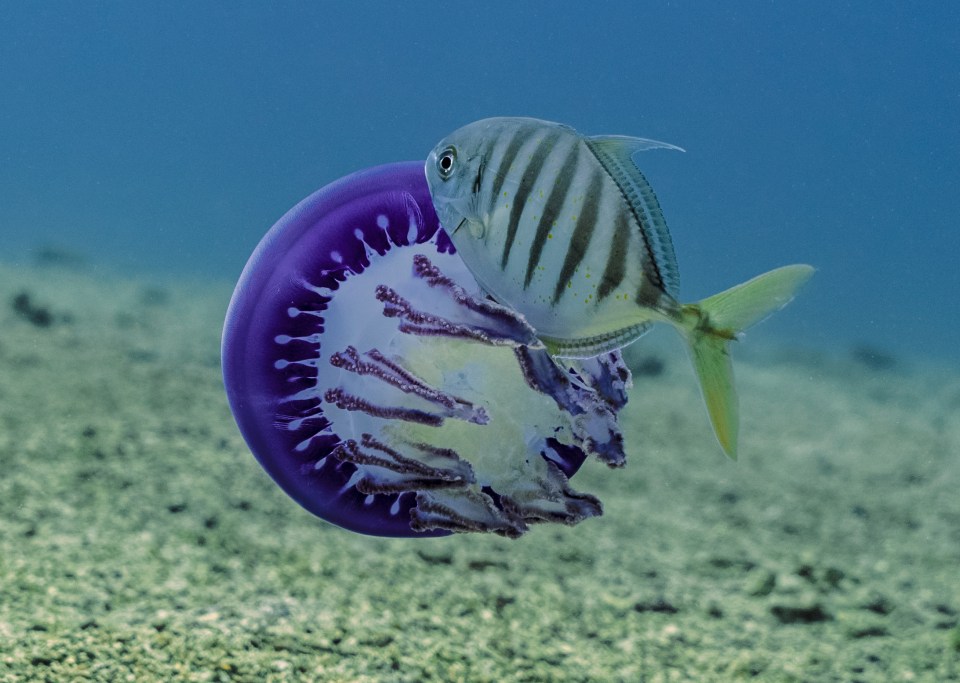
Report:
222,162,631,538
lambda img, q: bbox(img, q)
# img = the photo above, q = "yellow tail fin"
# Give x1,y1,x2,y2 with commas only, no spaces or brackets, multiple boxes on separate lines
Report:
680,264,814,459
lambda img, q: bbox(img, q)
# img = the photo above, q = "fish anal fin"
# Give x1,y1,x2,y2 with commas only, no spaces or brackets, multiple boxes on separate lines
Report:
542,322,652,359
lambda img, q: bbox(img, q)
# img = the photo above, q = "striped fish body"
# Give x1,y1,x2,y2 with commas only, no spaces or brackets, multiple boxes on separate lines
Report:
426,117,815,458
425,117,684,357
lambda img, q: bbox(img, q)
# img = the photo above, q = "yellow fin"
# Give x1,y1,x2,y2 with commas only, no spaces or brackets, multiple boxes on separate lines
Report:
681,264,814,459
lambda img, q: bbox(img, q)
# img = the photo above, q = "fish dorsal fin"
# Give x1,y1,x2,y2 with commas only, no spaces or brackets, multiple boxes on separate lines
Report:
589,135,685,155
585,135,684,299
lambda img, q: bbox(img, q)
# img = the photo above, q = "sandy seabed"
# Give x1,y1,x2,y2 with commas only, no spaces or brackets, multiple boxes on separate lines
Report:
0,259,958,682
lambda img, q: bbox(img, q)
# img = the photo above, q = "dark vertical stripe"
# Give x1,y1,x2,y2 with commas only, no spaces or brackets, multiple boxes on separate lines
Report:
596,210,630,302
635,278,661,308
552,170,603,304
488,128,528,218
473,137,498,245
474,137,496,196
472,158,484,195
492,128,530,197
500,131,561,269
524,141,581,288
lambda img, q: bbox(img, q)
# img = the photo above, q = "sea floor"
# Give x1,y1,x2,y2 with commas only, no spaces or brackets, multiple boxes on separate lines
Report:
1,259,958,682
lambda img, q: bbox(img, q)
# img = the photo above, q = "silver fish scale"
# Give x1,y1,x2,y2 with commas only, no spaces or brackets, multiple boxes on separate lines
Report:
465,118,671,342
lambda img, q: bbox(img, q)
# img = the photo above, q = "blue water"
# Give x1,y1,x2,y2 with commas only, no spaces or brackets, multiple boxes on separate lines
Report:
2,2,958,362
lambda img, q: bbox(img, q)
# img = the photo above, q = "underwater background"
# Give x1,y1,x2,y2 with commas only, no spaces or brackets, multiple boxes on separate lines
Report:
2,2,959,681
3,1,959,362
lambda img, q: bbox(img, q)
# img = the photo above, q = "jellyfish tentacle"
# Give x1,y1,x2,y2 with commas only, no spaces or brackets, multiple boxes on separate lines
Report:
513,346,628,468
564,352,633,411
412,488,529,538
498,460,603,525
332,434,476,494
322,387,445,426
376,254,542,348
412,254,542,345
328,346,488,425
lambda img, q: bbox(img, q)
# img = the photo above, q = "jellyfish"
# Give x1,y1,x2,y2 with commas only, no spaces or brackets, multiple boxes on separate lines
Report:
221,162,632,538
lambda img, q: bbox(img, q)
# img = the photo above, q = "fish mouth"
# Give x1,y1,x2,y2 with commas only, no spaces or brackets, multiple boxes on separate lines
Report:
451,217,467,235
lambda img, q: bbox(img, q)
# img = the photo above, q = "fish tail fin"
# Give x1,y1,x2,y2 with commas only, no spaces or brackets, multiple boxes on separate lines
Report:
679,264,815,459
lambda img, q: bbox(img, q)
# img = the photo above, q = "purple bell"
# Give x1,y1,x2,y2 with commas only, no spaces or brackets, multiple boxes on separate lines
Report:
222,162,630,538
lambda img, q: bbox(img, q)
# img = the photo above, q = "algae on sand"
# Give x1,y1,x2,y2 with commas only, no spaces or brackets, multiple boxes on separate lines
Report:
0,261,958,681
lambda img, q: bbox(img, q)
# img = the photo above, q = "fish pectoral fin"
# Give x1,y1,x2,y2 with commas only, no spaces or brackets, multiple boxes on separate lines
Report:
584,135,684,299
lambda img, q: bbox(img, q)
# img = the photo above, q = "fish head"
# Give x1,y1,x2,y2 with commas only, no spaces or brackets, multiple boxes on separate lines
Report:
427,118,531,239
425,126,487,238
426,118,537,296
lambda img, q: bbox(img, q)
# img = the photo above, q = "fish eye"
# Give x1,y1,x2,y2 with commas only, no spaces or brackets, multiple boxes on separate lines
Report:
437,147,457,180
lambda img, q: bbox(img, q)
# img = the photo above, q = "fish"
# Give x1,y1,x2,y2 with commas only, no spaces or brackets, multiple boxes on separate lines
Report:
424,117,814,459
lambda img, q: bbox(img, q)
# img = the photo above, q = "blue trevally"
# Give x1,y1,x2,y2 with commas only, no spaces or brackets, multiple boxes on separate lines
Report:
425,117,813,458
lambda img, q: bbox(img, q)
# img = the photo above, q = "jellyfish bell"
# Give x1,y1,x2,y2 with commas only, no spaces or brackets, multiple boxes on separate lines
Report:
222,162,631,538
